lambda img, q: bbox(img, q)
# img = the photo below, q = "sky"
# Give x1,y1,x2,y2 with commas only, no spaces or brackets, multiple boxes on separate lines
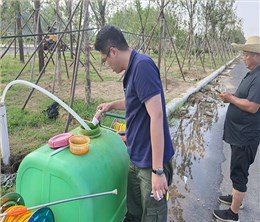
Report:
235,0,260,39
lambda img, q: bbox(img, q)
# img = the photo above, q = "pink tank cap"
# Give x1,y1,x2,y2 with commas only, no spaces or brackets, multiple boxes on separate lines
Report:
48,132,73,149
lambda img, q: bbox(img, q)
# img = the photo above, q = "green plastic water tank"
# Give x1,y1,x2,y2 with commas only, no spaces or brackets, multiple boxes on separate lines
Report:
16,126,129,222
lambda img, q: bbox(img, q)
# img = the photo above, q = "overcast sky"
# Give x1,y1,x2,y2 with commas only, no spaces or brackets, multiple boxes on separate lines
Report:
235,0,260,39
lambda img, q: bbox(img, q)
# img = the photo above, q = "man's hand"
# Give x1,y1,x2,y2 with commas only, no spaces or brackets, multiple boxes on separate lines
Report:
219,92,260,113
97,102,112,114
219,92,234,103
151,173,168,201
97,99,125,114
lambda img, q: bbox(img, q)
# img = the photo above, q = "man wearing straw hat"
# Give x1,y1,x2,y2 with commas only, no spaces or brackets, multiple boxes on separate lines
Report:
213,36,260,221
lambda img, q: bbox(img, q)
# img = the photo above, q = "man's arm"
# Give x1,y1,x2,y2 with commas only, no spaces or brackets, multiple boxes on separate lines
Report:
145,94,168,199
220,93,260,113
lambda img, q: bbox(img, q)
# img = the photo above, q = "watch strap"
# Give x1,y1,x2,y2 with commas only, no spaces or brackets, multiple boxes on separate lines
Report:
152,168,164,175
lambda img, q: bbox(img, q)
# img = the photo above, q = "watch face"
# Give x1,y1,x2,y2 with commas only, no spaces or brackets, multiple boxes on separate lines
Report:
156,169,164,175
153,168,164,175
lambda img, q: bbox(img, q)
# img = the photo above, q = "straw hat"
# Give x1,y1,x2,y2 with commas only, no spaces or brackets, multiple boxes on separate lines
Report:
231,36,260,54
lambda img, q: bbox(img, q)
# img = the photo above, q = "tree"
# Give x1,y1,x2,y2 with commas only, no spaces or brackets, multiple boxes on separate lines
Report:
230,28,245,44
90,0,107,27
134,0,151,51
83,0,91,104
179,0,198,70
13,0,25,63
64,0,74,59
34,0,44,73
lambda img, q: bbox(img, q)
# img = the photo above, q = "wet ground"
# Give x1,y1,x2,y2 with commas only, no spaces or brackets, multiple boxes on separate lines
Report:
167,59,260,222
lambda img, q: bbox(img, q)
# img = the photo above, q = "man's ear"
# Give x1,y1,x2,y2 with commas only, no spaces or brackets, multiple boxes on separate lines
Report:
110,47,118,56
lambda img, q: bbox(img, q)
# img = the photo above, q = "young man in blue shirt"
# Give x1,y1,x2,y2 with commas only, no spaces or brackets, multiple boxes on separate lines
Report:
94,25,174,221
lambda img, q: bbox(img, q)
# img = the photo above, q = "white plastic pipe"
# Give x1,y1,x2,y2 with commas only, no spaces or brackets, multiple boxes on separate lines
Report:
1,80,90,130
0,80,90,165
0,103,10,165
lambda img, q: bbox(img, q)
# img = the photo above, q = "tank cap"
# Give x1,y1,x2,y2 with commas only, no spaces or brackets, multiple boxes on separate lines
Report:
48,133,72,149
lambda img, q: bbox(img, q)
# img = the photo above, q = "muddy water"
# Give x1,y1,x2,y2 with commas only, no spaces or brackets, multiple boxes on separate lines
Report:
167,64,237,222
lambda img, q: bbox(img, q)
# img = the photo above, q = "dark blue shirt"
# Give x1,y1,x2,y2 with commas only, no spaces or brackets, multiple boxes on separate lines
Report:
224,65,260,145
123,49,174,168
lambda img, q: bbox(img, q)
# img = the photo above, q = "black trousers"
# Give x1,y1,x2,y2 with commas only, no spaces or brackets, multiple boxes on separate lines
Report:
230,143,259,192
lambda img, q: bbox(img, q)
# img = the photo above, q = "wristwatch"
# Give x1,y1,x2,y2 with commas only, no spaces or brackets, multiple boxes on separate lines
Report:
152,168,164,176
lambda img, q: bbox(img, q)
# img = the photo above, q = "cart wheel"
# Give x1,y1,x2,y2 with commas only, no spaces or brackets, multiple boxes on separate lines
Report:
0,193,25,213
28,207,54,222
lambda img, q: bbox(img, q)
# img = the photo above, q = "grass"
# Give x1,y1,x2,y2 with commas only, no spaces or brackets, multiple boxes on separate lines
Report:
4,97,123,154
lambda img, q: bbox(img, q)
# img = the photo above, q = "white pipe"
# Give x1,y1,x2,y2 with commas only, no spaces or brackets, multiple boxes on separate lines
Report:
0,103,10,165
0,80,90,165
1,80,90,129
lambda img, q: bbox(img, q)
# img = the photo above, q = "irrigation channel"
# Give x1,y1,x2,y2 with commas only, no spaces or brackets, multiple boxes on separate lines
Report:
167,59,260,222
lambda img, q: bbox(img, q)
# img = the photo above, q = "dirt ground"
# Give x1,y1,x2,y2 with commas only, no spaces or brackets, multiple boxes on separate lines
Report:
42,68,210,104
86,68,211,102
90,78,194,102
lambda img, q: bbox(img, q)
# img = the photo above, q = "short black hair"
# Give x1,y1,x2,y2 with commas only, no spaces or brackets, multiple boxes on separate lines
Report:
94,25,129,54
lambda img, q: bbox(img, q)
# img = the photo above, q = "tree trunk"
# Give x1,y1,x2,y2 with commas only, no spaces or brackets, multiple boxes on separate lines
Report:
34,0,44,73
16,1,24,63
84,0,91,105
67,0,74,59
14,19,17,58
158,0,165,71
135,0,150,52
56,0,62,86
